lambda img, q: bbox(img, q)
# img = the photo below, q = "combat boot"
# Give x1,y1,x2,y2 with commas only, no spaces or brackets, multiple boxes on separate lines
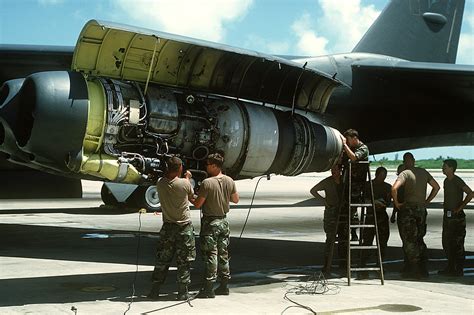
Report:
147,283,161,300
196,281,215,298
451,267,464,277
350,229,359,241
176,284,190,300
437,263,454,276
214,279,229,296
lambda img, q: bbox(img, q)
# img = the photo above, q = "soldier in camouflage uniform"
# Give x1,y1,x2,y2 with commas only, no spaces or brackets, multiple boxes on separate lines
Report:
362,167,391,259
390,164,405,224
438,159,473,277
310,164,343,273
192,153,239,298
391,163,409,272
392,153,440,278
148,157,196,300
340,129,369,244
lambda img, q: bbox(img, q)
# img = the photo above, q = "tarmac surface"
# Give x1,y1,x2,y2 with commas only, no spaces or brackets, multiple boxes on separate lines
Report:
0,170,473,314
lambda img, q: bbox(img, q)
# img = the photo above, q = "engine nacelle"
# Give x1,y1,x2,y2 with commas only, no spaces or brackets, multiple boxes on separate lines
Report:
0,71,343,183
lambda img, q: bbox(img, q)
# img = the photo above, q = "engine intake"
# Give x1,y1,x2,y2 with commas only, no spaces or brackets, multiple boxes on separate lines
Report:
0,72,89,173
0,71,342,182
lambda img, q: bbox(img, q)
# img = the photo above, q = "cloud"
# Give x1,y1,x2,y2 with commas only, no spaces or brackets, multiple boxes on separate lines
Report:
457,13,474,64
458,33,474,64
317,0,379,52
291,13,328,56
290,0,380,55
114,0,253,42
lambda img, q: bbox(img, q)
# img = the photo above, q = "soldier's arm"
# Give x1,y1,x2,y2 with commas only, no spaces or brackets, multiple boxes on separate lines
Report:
192,196,206,208
384,183,392,205
229,180,239,204
454,184,474,213
310,183,327,205
340,136,357,161
192,181,208,208
231,192,239,204
180,172,194,203
391,180,403,209
426,177,440,206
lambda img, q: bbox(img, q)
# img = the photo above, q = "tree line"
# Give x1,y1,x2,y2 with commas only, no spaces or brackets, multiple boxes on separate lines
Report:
371,157,474,169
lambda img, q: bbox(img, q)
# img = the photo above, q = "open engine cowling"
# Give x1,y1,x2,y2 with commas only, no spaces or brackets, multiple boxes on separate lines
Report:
0,71,342,183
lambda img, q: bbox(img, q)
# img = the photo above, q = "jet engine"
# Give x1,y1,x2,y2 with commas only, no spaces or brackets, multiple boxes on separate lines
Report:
0,71,342,186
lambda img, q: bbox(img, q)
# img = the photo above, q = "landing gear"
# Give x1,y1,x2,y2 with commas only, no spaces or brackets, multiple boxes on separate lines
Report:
131,185,161,212
100,182,160,211
100,184,120,207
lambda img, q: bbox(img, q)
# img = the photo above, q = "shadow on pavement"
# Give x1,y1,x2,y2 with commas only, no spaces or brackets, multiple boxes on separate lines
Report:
0,222,472,307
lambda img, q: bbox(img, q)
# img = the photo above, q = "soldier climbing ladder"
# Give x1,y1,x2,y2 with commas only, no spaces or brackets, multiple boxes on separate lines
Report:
325,160,385,285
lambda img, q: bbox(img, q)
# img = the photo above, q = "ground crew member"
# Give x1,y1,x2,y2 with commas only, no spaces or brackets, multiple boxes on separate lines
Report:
362,166,391,259
438,159,473,277
390,164,405,224
391,152,440,278
340,129,369,242
310,164,343,274
391,163,408,272
148,156,196,300
192,153,239,298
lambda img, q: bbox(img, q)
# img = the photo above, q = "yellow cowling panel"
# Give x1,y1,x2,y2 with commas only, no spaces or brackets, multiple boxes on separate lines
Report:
72,20,341,114
78,80,141,183
83,79,106,154
81,154,142,183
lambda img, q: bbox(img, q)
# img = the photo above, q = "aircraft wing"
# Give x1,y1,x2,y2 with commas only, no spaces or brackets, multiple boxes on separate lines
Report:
0,45,73,83
73,20,344,114
346,60,474,152
351,60,474,103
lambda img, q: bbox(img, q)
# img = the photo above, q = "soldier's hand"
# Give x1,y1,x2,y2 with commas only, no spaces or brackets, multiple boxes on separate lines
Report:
390,213,396,223
340,134,347,145
184,170,192,179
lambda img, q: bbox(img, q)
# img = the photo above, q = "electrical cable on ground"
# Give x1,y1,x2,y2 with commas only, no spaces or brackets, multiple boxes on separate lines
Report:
142,173,268,313
281,272,341,315
124,209,144,315
140,291,200,314
143,174,268,312
239,174,269,238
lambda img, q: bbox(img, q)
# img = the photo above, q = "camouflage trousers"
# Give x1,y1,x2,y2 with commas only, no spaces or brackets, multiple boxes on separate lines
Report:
152,222,196,285
442,211,466,270
323,207,338,267
200,216,230,282
362,209,390,259
397,204,427,265
335,204,359,265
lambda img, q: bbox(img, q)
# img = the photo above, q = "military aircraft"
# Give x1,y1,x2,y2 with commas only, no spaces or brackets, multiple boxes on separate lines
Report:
0,0,472,210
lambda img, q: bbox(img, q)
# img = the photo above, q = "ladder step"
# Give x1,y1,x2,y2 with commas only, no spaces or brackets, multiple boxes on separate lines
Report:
326,162,385,285
349,245,378,250
350,267,381,271
350,224,376,228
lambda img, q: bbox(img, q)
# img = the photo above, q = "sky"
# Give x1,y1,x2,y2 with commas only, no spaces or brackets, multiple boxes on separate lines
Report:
0,0,473,160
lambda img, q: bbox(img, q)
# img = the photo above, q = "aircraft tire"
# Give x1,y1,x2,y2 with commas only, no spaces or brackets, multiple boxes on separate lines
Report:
132,185,161,212
100,183,120,207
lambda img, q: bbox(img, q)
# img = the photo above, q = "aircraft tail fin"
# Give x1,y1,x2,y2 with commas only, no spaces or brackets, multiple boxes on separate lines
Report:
352,0,465,63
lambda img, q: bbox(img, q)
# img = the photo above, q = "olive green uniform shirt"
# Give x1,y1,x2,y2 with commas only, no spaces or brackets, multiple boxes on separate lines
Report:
342,142,369,183
156,177,194,225
371,180,391,210
199,175,237,216
444,175,467,210
310,176,341,208
397,167,433,206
